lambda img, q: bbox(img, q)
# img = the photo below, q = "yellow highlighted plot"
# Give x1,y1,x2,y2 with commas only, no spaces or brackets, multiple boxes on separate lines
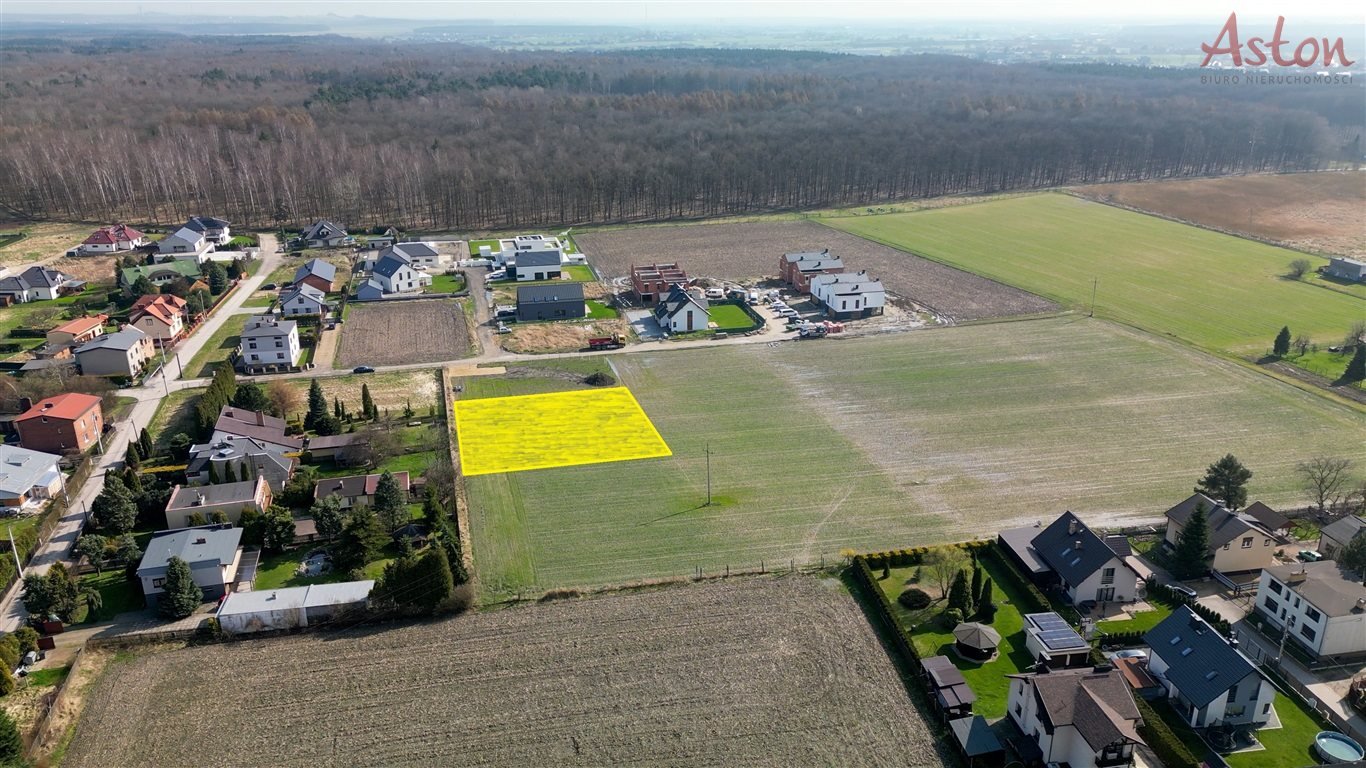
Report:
454,387,671,476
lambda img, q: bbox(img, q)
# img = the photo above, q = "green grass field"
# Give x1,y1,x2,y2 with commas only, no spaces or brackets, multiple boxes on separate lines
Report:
1284,348,1364,389
708,304,754,331
825,194,1365,357
148,387,205,453
426,274,466,293
585,300,617,319
183,318,243,378
463,318,1364,598
1226,693,1324,768
562,264,595,281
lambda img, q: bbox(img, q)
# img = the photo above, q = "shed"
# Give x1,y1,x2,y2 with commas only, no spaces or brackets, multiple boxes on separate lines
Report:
948,716,1004,766
215,579,374,635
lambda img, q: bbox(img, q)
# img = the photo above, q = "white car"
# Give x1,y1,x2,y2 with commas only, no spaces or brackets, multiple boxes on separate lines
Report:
1112,649,1147,660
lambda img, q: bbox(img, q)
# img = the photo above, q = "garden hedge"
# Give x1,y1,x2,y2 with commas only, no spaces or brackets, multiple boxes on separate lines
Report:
1135,697,1201,768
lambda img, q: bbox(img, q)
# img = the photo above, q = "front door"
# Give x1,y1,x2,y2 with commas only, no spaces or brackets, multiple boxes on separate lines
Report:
1096,587,1115,602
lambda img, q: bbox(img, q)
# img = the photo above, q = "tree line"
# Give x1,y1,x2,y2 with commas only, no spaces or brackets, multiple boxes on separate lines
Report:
0,36,1359,230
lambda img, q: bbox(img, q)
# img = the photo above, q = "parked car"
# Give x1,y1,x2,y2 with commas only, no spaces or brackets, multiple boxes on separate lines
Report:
1297,549,1323,562
704,287,726,300
779,308,800,318
1113,649,1148,660
1168,583,1198,599
352,365,376,374
486,270,507,281
262,283,278,290
496,324,511,334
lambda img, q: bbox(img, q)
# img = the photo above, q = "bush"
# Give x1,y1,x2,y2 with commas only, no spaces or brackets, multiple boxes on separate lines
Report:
897,587,932,610
1136,697,1200,768
584,371,616,387
942,608,964,627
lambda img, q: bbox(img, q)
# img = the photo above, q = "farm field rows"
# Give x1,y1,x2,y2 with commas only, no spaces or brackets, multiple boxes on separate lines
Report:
575,220,1055,321
463,318,1365,597
1075,172,1366,261
64,577,946,768
825,193,1364,356
337,299,470,366
280,369,443,414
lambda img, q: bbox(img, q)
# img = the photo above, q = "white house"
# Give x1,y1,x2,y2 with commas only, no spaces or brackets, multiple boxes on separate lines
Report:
237,315,301,373
1145,607,1276,729
0,445,63,509
386,242,443,270
810,270,885,319
1030,512,1141,607
299,220,352,248
1006,667,1145,768
371,248,431,294
136,526,245,608
1256,561,1366,658
1326,257,1366,282
1163,493,1278,574
182,216,232,245
279,284,330,317
216,580,373,635
654,284,709,334
0,266,79,303
80,224,146,253
157,226,214,264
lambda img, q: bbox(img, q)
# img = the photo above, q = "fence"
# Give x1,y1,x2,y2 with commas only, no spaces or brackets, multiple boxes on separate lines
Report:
1235,624,1366,743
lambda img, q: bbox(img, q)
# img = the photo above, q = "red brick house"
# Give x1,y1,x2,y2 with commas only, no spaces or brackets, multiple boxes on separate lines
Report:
15,392,104,454
630,263,688,306
130,294,189,347
779,249,844,293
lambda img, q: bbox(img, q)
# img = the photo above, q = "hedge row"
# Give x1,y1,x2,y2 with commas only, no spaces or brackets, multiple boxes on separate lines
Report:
1144,577,1232,635
974,543,1083,626
861,540,991,569
1097,629,1145,647
9,328,47,339
1135,696,1201,768
0,343,24,353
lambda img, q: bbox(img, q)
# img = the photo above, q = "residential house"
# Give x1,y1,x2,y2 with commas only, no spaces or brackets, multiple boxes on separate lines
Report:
1006,666,1145,768
1144,606,1276,728
654,284,709,333
1023,612,1092,669
299,220,351,248
368,227,400,249
313,471,410,510
129,294,189,347
1241,501,1291,540
1163,493,1278,574
164,477,272,529
0,266,80,303
1319,515,1365,559
810,270,885,319
509,249,562,282
386,242,442,270
157,226,214,263
922,655,977,721
136,525,245,608
370,248,431,294
1029,512,1141,607
182,216,232,245
279,284,330,318
186,436,296,491
779,249,844,293
215,580,373,635
81,224,146,253
46,314,108,347
1256,561,1366,657
302,432,364,463
14,393,104,454
119,260,202,291
237,315,301,374
0,445,63,509
630,263,688,305
1326,257,1366,282
293,258,337,293
515,283,585,322
213,407,303,453
355,279,386,302
74,327,155,378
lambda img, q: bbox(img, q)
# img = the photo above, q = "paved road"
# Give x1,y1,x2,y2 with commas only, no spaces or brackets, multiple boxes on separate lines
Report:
0,238,281,633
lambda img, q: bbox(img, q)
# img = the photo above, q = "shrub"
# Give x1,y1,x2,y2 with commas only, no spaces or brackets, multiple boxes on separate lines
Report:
1135,697,1200,768
942,608,964,627
897,588,932,610
584,371,616,387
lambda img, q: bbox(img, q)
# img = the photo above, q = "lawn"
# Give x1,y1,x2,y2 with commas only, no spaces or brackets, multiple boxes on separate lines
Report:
585,300,618,319
183,317,243,378
463,318,1365,599
708,304,754,331
1095,600,1174,635
148,386,205,454
468,238,501,255
1284,348,1364,389
562,264,595,281
426,274,466,293
824,194,1366,358
876,557,1036,718
1226,692,1326,768
241,294,276,308
253,548,394,591
24,665,70,688
75,569,144,622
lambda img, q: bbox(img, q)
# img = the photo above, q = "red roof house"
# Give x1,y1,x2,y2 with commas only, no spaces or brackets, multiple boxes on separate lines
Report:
15,393,105,454
82,224,146,252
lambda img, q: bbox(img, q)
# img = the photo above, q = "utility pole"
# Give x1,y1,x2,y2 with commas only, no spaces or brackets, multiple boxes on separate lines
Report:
704,442,712,507
160,347,171,397
1089,278,1098,318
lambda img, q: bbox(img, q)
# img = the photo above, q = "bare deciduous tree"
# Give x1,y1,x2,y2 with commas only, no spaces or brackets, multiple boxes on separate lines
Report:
1297,457,1354,516
266,379,301,420
922,548,970,599
1288,258,1312,279
1292,334,1311,356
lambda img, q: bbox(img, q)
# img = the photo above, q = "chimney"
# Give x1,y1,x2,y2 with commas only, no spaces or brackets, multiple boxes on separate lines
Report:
193,537,206,545
256,410,265,426
194,492,205,507
1073,540,1083,550
1067,518,1078,535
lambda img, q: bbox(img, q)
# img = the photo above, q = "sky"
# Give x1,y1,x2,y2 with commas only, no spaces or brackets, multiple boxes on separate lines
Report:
3,0,1363,24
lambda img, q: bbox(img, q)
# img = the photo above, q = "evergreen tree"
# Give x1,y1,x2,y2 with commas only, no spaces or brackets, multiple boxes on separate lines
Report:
333,396,342,419
403,399,414,419
335,507,386,571
158,556,203,620
421,486,445,526
209,461,222,484
1273,325,1291,357
210,510,230,524
75,534,107,575
131,275,157,297
186,511,208,527
91,473,137,534
977,578,996,622
122,466,142,495
1173,502,1214,579
20,574,55,619
1345,345,1366,382
45,562,79,622
314,413,342,436
970,565,983,611
361,383,375,421
412,545,455,614
207,261,229,294
232,382,272,413
305,379,328,430
261,506,296,553
0,667,14,699
374,471,407,532
947,570,971,615
1195,454,1253,511
139,427,154,458
125,441,141,471
1338,531,1366,585
436,516,469,585
224,461,238,484
311,495,345,540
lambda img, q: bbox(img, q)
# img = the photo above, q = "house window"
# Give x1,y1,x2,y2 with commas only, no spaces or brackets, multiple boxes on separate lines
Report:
1101,568,1115,585
1262,596,1278,613
1241,537,1253,549
1264,539,1272,546
1263,703,1271,715
1268,580,1282,595
248,342,256,350
1305,606,1321,622
1299,625,1316,642
1015,703,1022,716
1222,543,1230,550
152,578,165,588
1226,687,1238,703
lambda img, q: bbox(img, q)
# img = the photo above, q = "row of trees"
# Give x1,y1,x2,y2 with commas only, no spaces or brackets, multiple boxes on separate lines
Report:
1272,323,1366,383
0,39,1355,229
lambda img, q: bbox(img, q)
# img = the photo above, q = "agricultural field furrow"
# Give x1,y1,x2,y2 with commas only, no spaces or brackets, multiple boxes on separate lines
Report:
464,318,1364,597
65,577,947,768
337,299,470,367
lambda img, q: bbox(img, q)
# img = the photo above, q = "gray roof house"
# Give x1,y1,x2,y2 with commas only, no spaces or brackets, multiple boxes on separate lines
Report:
164,476,272,529
73,326,154,377
1326,257,1366,282
1144,606,1275,728
385,242,441,268
157,226,213,262
280,283,330,317
654,284,709,333
509,249,562,282
293,258,337,292
1163,493,1278,573
136,525,245,608
0,266,79,303
1030,511,1140,607
1006,666,1144,767
214,407,302,452
356,278,386,302
186,435,296,491
182,215,231,244
1256,561,1366,657
0,445,63,508
299,220,351,248
1319,515,1365,559
516,283,585,322
237,315,301,373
